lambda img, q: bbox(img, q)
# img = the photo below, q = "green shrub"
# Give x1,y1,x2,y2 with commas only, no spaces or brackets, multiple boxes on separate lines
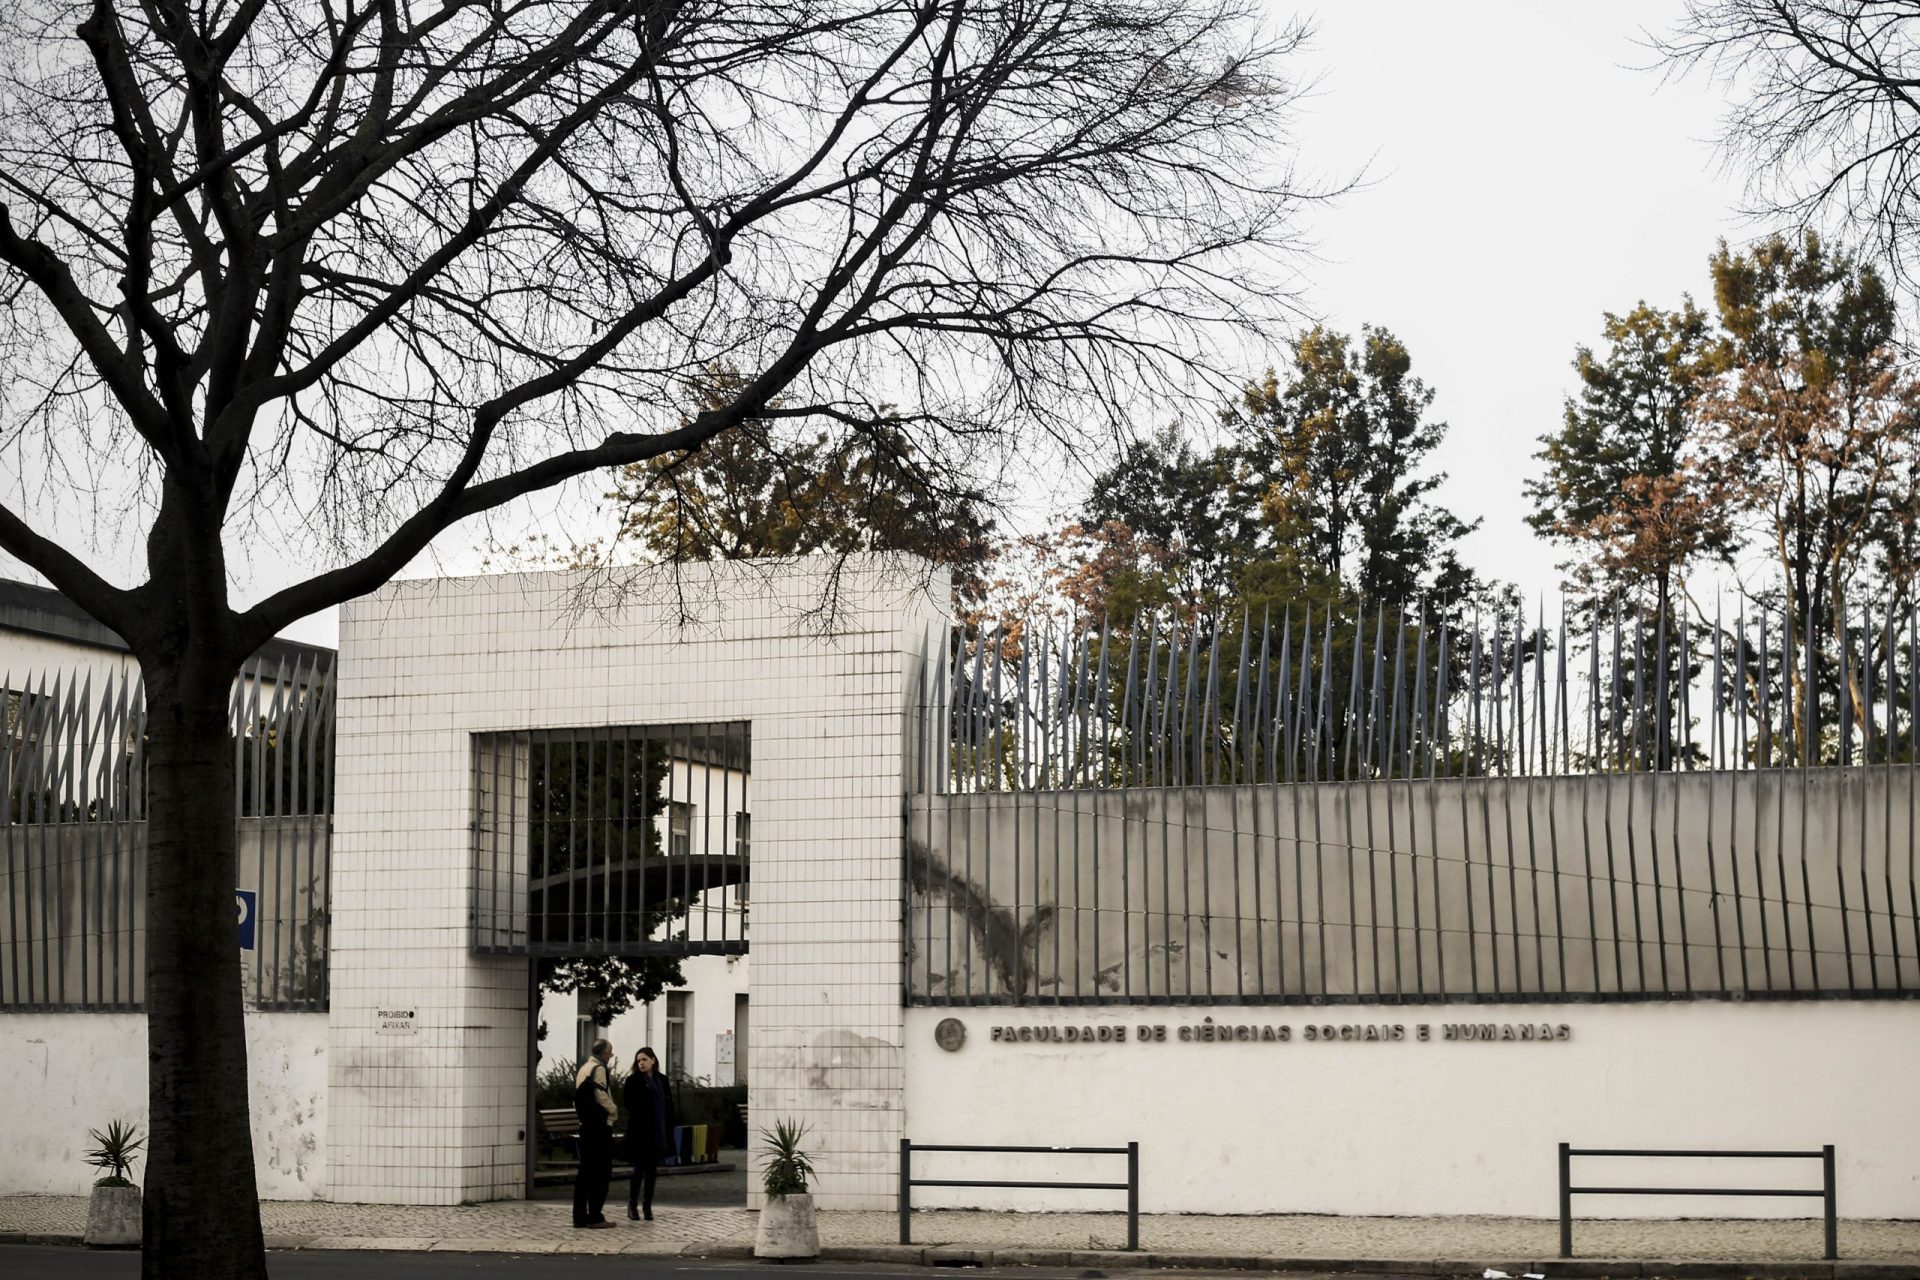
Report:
535,1057,580,1110
675,1081,746,1129
759,1119,815,1199
84,1119,143,1188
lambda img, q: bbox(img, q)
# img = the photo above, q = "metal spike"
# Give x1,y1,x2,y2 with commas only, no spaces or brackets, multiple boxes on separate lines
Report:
1758,611,1773,768
1273,608,1292,785
1391,609,1409,778
1411,613,1429,778
1122,619,1142,786
1244,610,1259,782
1201,621,1223,785
1344,601,1365,780
1433,622,1451,779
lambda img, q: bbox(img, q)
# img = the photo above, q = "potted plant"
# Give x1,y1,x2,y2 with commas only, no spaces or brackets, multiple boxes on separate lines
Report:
82,1119,143,1248
752,1119,818,1260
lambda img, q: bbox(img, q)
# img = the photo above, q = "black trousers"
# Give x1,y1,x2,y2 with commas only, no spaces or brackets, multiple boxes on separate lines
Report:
628,1157,658,1215
573,1127,613,1225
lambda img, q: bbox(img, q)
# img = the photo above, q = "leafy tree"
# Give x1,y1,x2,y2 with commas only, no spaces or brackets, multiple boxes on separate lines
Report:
1526,300,1732,621
1080,424,1255,616
0,3,1321,1273
1696,232,1920,749
1232,325,1481,617
539,956,684,1028
1023,327,1480,638
608,368,994,605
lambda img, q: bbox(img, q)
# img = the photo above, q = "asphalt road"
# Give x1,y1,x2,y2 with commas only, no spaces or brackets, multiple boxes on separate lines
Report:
0,1248,1382,1280
0,1252,943,1280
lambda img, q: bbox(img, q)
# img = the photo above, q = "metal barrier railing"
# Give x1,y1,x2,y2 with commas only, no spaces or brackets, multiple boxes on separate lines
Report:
899,1139,1139,1249
1558,1143,1837,1260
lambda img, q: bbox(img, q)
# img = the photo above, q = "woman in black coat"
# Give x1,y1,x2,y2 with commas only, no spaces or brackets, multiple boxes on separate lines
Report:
621,1046,676,1220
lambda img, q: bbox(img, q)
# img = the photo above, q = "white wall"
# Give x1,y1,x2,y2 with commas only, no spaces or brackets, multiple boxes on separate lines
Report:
0,1011,328,1198
329,557,945,1207
904,1002,1920,1219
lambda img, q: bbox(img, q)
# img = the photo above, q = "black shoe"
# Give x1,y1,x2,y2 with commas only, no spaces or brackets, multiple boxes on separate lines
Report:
643,1208,653,1221
628,1207,639,1220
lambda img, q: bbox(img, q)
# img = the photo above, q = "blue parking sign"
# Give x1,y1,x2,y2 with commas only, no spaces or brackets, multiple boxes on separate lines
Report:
236,889,257,951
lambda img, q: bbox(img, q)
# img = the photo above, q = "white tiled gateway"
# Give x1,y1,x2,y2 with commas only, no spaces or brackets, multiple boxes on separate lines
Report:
325,556,947,1208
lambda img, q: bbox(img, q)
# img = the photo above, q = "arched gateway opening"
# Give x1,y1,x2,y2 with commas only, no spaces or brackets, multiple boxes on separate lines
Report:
471,721,752,1203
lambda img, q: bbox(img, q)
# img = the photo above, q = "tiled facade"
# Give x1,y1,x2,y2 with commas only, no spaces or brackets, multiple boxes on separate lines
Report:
326,557,946,1207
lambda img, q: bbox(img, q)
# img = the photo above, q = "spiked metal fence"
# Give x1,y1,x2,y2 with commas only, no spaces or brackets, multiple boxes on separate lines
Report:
0,654,335,1011
906,602,1920,1005
472,722,750,957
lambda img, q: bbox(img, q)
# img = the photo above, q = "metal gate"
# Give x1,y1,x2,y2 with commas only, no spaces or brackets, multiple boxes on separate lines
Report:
472,721,750,957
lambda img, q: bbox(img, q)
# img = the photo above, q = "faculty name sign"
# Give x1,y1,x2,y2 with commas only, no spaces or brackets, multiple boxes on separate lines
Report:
978,1019,1574,1046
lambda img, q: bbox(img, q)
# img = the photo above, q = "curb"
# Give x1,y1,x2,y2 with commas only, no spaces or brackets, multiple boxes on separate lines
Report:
815,1247,1919,1278
6,1232,1916,1277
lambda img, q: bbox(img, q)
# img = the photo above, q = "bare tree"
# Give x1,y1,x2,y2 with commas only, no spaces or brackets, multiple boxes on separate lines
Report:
0,1,1320,1274
1660,1,1920,287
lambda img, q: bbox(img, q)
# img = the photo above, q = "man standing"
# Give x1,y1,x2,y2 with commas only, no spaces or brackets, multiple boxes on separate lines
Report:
573,1039,618,1228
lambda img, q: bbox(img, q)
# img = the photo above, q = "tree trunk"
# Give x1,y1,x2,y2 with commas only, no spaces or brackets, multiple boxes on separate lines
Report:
140,653,267,1280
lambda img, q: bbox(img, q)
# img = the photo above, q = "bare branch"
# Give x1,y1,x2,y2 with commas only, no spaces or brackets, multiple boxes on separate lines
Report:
1659,1,1920,291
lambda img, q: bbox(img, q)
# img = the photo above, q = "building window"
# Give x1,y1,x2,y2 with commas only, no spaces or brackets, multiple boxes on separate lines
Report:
667,802,693,858
734,811,750,910
733,993,749,1086
576,989,600,1066
665,991,688,1078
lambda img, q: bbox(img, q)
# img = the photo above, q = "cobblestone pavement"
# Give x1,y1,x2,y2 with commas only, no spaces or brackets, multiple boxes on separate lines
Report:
5,1195,1919,1263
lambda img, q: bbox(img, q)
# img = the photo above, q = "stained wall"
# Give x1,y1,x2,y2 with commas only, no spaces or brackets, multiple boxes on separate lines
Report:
326,557,945,1207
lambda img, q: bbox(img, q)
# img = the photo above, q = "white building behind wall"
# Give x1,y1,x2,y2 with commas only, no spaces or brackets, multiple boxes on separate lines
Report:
538,953,751,1087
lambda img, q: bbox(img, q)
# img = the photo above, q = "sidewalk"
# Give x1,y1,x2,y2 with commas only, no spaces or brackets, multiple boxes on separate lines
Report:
4,1194,1918,1276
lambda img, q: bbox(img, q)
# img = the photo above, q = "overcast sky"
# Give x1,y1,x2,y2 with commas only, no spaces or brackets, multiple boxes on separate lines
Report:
1284,0,1749,603
268,1,1762,649
7,2,1759,650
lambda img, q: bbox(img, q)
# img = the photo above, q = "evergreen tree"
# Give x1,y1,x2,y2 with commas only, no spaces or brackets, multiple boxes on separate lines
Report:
1697,231,1920,752
1525,300,1731,623
1232,325,1480,617
607,368,995,605
1080,423,1256,616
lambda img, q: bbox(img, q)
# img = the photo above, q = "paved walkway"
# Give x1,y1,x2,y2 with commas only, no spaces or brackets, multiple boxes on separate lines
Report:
4,1194,1920,1267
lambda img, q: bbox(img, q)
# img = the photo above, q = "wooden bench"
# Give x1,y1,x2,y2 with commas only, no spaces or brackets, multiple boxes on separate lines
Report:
537,1106,630,1159
537,1108,580,1159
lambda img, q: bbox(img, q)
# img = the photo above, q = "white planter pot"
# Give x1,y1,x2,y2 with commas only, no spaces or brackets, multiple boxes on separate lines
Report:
84,1184,141,1248
753,1191,818,1259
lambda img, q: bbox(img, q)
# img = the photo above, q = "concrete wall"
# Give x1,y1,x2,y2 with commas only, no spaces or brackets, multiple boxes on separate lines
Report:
909,770,1920,1000
0,1010,327,1198
2,819,329,1010
328,557,944,1207
903,1001,1920,1218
